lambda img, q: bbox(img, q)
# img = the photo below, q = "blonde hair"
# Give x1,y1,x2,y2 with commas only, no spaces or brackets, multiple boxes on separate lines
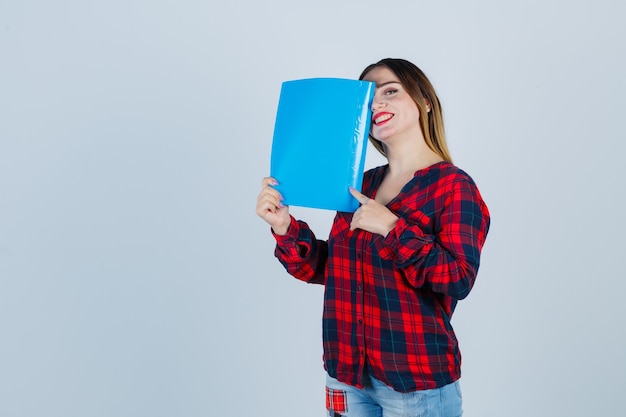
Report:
359,58,452,162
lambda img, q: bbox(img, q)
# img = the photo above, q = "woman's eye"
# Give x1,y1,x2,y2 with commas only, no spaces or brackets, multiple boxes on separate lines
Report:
384,89,398,96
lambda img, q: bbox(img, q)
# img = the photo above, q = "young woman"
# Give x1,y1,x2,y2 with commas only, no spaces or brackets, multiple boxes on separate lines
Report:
256,58,490,417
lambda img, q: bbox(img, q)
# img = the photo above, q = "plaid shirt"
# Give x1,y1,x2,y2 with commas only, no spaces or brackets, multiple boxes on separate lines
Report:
273,161,490,392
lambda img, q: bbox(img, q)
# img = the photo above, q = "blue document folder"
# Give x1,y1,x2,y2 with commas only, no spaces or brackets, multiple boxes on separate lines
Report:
270,78,375,212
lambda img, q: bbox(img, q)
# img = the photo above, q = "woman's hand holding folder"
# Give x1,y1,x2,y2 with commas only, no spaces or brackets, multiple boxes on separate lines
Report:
256,177,291,236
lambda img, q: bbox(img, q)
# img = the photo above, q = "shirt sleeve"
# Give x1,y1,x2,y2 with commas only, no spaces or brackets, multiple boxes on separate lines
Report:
377,178,490,300
273,215,328,285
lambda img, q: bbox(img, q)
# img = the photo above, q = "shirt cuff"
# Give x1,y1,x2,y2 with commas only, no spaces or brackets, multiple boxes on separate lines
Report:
271,215,300,243
272,216,310,261
379,217,431,261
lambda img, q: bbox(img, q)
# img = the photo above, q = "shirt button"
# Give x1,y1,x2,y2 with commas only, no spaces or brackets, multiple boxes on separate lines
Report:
357,285,362,291
358,319,363,324
357,253,361,259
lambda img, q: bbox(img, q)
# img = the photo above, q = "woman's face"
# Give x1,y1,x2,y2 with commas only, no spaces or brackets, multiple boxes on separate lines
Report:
363,66,423,144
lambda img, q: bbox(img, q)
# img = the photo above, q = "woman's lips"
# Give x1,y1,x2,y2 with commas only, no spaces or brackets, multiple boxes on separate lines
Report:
373,112,394,126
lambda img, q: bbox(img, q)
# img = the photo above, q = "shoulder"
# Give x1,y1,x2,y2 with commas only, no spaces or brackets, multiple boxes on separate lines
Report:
421,162,488,211
362,165,387,189
434,162,479,189
364,165,387,180
436,163,489,218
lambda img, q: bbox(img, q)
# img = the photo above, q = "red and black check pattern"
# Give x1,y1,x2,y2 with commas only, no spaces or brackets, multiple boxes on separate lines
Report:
273,161,490,392
325,387,348,414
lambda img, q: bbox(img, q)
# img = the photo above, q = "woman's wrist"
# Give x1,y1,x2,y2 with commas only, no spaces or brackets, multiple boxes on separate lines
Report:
272,220,290,236
381,216,398,237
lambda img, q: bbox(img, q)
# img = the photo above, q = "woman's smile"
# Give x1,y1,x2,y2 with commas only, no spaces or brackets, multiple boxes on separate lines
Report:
373,112,394,126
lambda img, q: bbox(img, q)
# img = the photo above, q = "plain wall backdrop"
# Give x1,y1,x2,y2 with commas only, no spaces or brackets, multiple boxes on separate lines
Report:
1,1,624,416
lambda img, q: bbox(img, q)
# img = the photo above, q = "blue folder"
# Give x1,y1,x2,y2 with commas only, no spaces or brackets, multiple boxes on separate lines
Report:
270,78,375,212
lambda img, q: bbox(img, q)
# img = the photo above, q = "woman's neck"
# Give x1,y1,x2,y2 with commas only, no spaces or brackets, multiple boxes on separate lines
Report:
384,141,444,177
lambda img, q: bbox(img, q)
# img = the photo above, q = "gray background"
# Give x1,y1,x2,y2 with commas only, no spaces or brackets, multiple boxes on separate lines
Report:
1,0,624,416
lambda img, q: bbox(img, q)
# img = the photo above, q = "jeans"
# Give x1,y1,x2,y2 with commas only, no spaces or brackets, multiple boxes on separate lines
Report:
325,368,463,417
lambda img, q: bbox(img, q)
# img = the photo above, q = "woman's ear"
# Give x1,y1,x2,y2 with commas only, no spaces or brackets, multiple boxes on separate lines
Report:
425,99,432,113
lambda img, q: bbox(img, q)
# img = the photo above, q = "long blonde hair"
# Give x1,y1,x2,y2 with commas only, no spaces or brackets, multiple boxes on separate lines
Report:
359,58,452,162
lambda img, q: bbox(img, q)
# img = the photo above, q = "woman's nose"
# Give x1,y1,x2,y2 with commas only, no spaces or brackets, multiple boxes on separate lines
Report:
371,98,385,112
